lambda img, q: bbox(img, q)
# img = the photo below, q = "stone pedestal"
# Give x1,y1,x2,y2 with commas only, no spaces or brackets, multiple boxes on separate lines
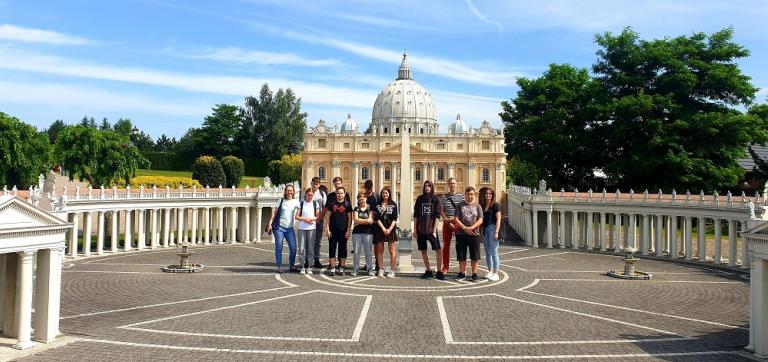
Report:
397,235,414,272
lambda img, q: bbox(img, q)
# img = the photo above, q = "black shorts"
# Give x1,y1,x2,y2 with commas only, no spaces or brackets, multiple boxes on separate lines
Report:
455,234,480,261
329,231,348,259
417,234,441,251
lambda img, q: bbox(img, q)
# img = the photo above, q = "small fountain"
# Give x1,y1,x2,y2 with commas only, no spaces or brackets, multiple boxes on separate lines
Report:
162,242,204,273
607,246,652,280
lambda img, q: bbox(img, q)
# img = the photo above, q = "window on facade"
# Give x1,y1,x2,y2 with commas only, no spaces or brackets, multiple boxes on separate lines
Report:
437,167,445,182
482,140,490,149
436,142,445,150
396,127,400,134
343,142,350,149
385,167,391,180
362,167,369,180
457,144,463,150
318,139,326,148
318,166,326,180
384,127,388,134
420,128,424,134
482,168,490,183
415,169,422,181
385,142,390,148
416,143,421,149
361,142,369,149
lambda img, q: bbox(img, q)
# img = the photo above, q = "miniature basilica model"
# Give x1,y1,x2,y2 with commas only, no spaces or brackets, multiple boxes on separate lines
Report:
302,53,507,199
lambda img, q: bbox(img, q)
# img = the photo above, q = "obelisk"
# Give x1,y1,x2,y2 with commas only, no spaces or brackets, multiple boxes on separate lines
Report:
397,127,414,271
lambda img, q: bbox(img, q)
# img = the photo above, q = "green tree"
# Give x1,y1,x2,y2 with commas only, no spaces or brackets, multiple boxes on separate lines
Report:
113,118,133,137
45,119,67,144
191,155,226,188
268,153,302,185
99,117,111,130
174,127,204,160
594,27,766,191
79,115,97,129
506,157,541,189
0,112,52,189
239,83,307,161
501,64,604,190
199,104,240,158
132,130,155,152
221,155,245,187
54,125,148,186
154,134,177,152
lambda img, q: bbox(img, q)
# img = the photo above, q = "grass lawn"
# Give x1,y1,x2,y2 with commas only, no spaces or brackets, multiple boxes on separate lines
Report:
135,169,264,188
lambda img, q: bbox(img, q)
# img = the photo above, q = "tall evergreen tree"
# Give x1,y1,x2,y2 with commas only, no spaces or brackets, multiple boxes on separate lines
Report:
239,83,307,161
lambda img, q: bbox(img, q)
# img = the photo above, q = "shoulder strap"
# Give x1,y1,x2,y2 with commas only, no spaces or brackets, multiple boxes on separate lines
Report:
448,194,458,210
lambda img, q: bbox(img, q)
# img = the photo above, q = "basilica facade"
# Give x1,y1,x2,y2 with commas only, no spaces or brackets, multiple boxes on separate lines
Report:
302,53,507,200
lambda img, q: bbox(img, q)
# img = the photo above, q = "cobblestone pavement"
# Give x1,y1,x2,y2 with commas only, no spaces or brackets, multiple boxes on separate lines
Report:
16,241,757,361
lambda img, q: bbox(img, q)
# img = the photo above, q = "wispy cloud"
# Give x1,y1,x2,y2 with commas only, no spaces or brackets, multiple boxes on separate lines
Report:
330,13,438,32
0,24,93,45
178,46,343,67
464,0,503,34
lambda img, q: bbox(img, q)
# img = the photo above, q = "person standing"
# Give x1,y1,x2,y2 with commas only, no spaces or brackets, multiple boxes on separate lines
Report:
374,188,398,277
295,187,321,275
414,181,444,280
265,184,300,273
324,187,353,276
440,178,463,275
352,192,375,276
363,179,378,208
452,186,483,282
479,187,502,281
309,177,327,269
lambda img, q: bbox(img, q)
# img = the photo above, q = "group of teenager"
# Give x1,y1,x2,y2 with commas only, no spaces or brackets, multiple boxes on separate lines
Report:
265,175,502,282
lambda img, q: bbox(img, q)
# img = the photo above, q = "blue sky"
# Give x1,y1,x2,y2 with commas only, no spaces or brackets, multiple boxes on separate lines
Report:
1,0,767,139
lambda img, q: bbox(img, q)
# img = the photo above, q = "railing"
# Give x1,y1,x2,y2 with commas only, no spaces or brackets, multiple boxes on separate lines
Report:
506,182,766,269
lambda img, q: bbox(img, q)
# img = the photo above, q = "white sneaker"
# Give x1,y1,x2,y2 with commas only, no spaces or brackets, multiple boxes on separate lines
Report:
387,271,395,278
490,272,500,281
378,269,385,277
485,272,493,280
300,268,306,274
307,269,313,275
368,269,376,277
351,270,358,276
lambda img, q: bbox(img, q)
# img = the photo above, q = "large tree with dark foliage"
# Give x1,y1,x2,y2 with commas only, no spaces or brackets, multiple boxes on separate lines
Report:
0,112,51,189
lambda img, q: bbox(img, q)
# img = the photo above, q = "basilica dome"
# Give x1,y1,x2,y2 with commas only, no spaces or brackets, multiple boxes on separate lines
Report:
449,114,470,134
370,53,438,135
340,113,358,133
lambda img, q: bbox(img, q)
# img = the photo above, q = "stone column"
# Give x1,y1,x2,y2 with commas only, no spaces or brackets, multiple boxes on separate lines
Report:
150,209,158,249
3,253,18,338
531,210,539,248
305,160,314,193
627,213,636,249
93,211,103,255
110,210,118,252
467,163,477,187
742,221,750,268
558,211,566,248
191,208,198,245
599,212,607,251
218,207,225,244
244,207,252,243
230,207,237,244
12,251,34,350
571,211,579,249
655,215,663,256
586,212,594,249
545,210,553,248
124,210,133,251
162,208,171,247
351,162,359,200
613,213,621,251
728,219,737,266
714,218,722,264
204,207,212,245
176,207,184,245
83,211,93,256
255,206,263,243
641,214,650,255
379,162,386,190
698,217,706,261
331,160,341,182
136,210,145,251
684,216,693,260
749,258,768,355
68,212,79,257
428,162,436,183
447,163,455,179
391,162,398,204
33,247,64,343
670,216,678,258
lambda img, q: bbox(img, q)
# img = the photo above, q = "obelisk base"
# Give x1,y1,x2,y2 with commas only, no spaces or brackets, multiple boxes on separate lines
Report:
397,236,415,272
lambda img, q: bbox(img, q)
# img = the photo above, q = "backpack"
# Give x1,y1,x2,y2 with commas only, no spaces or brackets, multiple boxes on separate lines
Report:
300,199,321,217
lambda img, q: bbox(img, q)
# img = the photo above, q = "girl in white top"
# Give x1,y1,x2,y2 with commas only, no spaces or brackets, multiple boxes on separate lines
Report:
295,187,321,274
266,184,300,273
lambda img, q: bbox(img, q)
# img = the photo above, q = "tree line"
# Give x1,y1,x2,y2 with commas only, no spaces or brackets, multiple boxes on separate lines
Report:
503,27,768,193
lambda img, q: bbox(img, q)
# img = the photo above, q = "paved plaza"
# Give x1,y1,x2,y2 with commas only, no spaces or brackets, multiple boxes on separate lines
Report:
14,241,757,361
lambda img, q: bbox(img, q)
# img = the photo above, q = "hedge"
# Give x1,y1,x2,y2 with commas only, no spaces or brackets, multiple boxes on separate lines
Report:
242,157,268,177
221,155,245,187
192,156,226,188
111,176,202,189
140,151,192,171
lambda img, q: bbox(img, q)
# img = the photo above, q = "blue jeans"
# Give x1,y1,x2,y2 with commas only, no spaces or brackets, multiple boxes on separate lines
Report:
482,224,500,270
274,226,297,269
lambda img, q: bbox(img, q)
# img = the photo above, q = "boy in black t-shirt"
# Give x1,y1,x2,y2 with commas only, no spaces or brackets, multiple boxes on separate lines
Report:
324,186,353,276
414,180,444,280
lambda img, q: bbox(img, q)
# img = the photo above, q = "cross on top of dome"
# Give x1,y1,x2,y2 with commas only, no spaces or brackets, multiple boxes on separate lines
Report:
397,51,412,80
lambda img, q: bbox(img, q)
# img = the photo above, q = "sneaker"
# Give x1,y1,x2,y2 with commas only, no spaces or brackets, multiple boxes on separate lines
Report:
313,260,323,269
338,267,345,276
456,272,466,281
420,269,434,279
485,272,493,280
387,271,395,278
351,269,358,277
378,269,385,277
368,269,376,277
489,272,499,281
471,273,478,283
436,271,445,280
300,268,306,274
307,269,313,275
328,268,336,276
277,267,285,274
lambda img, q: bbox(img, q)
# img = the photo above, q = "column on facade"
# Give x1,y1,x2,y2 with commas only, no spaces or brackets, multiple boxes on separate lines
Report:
428,162,436,183
83,211,93,256
545,210,553,248
124,210,133,251
305,161,314,192
626,213,636,249
599,212,607,251
229,207,237,244
697,217,707,261
607,214,614,250
571,211,579,249
447,163,455,179
96,211,105,255
669,215,678,258
495,163,505,194
351,162,359,200
713,218,722,264
150,209,158,249
68,212,79,257
684,216,693,260
254,206,263,243
379,162,386,191
187,208,196,245
331,160,341,183
728,219,737,266
244,207,251,243
204,207,212,245
640,214,650,255
217,207,225,244
467,163,477,187
137,209,146,251
654,215,664,256
420,163,427,184
162,208,171,247
585,211,594,250
110,210,118,252
742,221,750,268
391,162,398,205
558,211,566,248
613,213,622,251
33,247,64,343
12,251,34,350
531,209,539,248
